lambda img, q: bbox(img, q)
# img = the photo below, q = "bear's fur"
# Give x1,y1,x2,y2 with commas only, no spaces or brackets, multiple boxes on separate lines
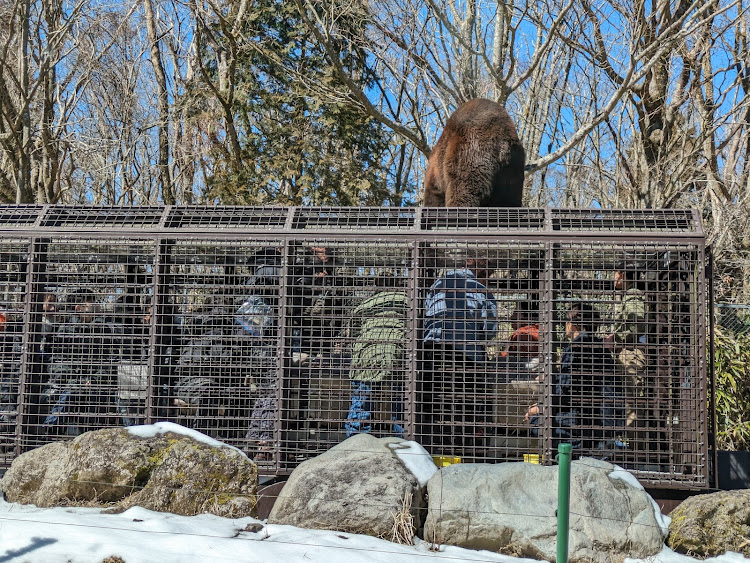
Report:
424,99,525,207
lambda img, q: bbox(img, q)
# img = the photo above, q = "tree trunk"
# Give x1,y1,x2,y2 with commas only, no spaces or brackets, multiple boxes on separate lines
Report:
18,0,31,203
144,0,175,204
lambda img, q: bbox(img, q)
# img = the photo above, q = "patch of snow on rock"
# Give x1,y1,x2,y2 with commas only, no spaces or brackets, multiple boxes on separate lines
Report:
388,441,437,487
127,422,248,457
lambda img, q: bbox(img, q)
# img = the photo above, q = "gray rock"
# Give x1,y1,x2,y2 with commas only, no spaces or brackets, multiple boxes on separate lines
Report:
668,489,750,557
424,459,667,562
268,433,425,542
0,425,257,518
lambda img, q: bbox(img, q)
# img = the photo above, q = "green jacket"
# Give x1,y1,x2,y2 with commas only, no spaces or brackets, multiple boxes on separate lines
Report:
348,291,408,382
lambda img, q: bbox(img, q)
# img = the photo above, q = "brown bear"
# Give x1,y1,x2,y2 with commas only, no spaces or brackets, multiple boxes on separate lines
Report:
424,98,525,207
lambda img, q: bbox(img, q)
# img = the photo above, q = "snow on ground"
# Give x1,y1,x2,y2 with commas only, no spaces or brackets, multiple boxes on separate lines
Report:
626,548,750,563
0,496,748,563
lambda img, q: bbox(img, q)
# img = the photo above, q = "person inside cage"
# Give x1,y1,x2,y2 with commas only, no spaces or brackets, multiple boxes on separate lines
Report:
602,259,653,438
240,250,281,463
43,288,117,436
0,310,10,429
498,298,541,375
417,249,498,456
26,293,60,437
41,293,59,356
238,300,278,461
344,276,408,439
288,245,348,361
115,302,152,428
171,300,235,439
525,301,624,453
604,261,649,383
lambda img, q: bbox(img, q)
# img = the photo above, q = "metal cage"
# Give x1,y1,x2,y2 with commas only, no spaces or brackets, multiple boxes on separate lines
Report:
0,206,710,488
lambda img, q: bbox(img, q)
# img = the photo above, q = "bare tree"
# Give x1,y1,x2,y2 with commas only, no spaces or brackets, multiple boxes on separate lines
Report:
296,0,742,202
0,0,747,268
0,0,141,203
162,0,199,204
144,0,174,204
188,0,250,178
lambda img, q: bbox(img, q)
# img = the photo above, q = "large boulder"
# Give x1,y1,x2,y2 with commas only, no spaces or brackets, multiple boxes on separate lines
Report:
268,434,430,542
424,458,667,562
668,489,750,557
0,423,257,518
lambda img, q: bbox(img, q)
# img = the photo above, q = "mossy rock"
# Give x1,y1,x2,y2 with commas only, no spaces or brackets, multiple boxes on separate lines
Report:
668,489,750,557
0,426,257,518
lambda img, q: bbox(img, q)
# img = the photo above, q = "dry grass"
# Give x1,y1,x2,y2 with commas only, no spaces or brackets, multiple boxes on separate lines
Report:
390,490,414,545
390,490,415,545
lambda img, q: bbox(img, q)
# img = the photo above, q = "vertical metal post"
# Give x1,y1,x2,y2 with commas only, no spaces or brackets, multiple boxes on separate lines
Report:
150,237,171,423
274,238,291,473
16,237,36,454
405,238,419,440
542,237,555,461
557,442,572,563
706,247,717,488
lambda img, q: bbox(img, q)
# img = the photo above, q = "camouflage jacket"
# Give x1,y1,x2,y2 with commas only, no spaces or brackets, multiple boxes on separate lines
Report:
348,290,408,383
612,288,648,346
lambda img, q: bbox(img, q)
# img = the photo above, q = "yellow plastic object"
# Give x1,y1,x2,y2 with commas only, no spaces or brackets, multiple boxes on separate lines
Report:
523,454,541,464
432,455,462,467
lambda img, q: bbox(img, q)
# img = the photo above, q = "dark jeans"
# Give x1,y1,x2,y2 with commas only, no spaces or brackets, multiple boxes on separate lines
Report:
530,383,625,453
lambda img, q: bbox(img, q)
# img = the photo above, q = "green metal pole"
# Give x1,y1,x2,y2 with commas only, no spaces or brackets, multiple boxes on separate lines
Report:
556,443,572,563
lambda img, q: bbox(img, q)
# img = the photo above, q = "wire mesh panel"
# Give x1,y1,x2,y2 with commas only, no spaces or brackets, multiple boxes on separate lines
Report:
552,209,699,233
0,206,43,227
715,303,750,335
292,207,416,231
278,240,413,471
420,207,545,231
20,238,155,451
40,207,164,229
548,244,706,486
0,239,29,462
0,206,710,488
158,239,282,470
413,241,546,464
165,206,289,230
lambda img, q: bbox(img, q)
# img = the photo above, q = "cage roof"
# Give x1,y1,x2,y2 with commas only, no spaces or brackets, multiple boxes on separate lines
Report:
0,205,703,239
